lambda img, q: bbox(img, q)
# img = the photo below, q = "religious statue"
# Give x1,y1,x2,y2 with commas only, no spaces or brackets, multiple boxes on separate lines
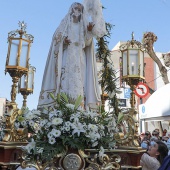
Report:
38,1,106,109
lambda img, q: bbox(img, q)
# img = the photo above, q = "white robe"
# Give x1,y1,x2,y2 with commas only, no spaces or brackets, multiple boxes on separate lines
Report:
38,3,101,109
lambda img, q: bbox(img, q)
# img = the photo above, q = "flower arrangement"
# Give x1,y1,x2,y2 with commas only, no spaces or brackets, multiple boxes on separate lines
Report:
16,93,120,161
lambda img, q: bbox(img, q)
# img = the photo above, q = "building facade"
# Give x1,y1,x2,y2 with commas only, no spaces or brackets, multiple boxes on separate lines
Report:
110,41,170,133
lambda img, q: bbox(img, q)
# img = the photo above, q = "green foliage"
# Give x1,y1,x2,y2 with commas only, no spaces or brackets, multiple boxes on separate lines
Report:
117,112,124,124
96,22,120,117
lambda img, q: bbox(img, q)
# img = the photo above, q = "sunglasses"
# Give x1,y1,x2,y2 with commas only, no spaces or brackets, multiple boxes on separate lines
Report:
152,134,158,136
162,139,167,142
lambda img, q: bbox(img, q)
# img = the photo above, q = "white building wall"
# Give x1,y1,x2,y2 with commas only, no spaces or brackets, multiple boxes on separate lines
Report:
0,98,6,117
97,42,170,114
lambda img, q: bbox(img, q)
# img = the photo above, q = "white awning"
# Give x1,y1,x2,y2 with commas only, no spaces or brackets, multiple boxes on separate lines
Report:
139,83,170,119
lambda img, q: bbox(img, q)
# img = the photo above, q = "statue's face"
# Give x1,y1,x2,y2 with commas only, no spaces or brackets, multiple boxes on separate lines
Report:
73,5,83,17
71,3,83,23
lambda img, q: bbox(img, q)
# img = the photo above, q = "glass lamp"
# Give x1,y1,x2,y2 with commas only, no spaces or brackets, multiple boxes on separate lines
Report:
19,65,36,107
5,21,34,103
120,32,145,86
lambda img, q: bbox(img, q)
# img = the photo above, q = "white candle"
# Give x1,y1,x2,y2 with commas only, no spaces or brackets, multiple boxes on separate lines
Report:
132,62,134,74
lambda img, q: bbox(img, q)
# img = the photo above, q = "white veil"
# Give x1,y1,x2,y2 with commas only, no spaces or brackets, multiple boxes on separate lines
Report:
82,0,107,38
38,2,101,108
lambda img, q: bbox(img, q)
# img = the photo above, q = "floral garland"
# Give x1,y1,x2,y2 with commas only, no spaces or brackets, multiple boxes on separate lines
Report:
15,93,122,161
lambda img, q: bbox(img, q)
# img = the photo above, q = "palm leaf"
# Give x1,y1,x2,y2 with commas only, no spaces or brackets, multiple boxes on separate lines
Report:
117,112,124,124
60,93,69,103
74,95,83,109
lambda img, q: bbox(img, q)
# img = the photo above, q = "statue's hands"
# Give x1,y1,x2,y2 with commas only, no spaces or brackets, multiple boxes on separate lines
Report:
87,22,95,32
64,36,71,45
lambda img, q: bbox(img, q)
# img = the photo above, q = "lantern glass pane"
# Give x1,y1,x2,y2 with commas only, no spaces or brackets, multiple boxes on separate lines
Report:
129,50,138,75
122,51,127,76
28,71,33,89
8,40,19,66
20,74,27,89
20,40,29,68
140,51,144,77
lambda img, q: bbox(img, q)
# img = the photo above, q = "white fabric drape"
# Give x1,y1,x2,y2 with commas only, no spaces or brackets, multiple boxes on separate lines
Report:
38,2,104,109
82,0,107,38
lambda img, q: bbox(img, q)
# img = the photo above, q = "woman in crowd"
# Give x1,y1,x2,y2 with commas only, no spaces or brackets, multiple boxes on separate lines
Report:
140,141,168,170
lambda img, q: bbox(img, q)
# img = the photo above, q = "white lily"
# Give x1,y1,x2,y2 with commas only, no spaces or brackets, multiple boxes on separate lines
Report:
86,132,100,141
25,138,36,153
70,113,80,122
88,124,98,132
49,112,57,119
99,146,104,157
72,122,86,136
92,141,98,147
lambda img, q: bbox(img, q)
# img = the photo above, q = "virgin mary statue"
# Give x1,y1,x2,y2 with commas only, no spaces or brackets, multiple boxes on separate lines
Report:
38,1,106,109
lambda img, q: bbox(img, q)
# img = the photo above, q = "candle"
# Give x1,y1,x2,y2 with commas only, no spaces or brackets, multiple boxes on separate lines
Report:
132,62,134,74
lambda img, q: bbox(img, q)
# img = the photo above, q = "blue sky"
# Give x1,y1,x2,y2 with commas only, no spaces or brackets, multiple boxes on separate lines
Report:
0,0,170,109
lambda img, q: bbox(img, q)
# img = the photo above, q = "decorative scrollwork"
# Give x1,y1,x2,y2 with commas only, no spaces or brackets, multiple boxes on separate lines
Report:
8,21,34,43
85,152,121,170
20,149,121,170
114,109,139,148
3,104,28,142
119,32,145,52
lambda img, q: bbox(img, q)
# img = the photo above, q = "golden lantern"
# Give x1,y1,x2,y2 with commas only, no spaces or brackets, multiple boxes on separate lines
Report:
116,32,146,150
120,32,145,109
5,21,34,104
18,65,36,107
3,21,33,143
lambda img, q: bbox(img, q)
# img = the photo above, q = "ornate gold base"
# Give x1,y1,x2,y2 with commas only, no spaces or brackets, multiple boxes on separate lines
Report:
19,147,146,169
3,102,28,143
86,148,145,169
20,148,121,170
0,141,28,170
116,147,145,169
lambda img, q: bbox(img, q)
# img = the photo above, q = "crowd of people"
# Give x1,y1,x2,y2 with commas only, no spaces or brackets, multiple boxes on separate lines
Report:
139,129,170,170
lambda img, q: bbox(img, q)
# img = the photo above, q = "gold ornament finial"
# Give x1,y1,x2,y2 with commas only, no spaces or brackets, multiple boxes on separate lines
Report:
18,21,27,31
